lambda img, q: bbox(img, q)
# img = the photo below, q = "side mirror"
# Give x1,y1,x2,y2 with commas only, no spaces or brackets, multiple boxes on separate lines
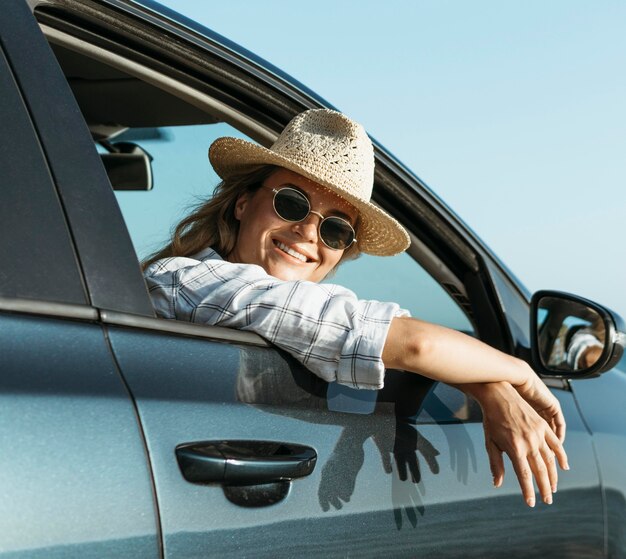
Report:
100,141,153,191
531,290,625,378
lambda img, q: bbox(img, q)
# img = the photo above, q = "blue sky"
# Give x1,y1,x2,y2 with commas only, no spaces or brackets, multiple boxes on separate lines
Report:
159,0,625,316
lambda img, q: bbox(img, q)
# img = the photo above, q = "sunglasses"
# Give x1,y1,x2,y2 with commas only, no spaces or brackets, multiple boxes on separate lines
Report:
269,186,357,250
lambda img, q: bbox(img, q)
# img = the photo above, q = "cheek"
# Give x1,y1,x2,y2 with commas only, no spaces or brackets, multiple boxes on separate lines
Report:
238,202,270,234
321,248,343,270
237,206,285,255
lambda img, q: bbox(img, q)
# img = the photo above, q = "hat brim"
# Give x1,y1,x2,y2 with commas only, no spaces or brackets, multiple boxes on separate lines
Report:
209,137,410,256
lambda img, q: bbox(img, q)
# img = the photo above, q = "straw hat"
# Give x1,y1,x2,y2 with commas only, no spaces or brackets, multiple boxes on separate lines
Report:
208,109,410,256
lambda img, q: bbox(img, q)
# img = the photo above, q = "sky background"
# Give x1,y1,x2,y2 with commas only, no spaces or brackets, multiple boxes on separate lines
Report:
159,0,625,316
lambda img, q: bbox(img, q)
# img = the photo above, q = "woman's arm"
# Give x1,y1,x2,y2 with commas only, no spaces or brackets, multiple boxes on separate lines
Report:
383,317,530,386
383,316,569,507
383,317,565,437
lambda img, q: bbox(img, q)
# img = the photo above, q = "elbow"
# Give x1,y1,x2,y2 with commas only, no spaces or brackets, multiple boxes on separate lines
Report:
402,330,433,372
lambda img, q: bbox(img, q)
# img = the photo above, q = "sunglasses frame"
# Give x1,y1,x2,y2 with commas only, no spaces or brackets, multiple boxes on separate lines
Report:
269,186,357,251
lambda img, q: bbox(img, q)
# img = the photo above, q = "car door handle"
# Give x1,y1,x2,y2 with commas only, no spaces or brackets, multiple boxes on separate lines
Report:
176,440,317,485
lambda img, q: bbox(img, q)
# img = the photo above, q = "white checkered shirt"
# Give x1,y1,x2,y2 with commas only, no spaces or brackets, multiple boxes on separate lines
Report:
144,247,409,389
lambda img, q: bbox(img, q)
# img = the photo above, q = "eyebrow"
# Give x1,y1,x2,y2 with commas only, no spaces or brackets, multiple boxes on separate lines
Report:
284,184,357,224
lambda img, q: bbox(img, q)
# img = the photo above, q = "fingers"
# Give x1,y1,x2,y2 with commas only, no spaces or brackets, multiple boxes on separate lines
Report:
528,449,553,505
510,456,538,507
546,427,570,472
480,382,571,508
554,411,567,443
408,457,421,484
540,444,558,494
485,438,505,488
396,456,408,481
509,429,569,507
544,403,567,443
418,434,440,475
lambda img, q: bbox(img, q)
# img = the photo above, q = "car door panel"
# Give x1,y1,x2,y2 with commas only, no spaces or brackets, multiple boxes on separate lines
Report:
0,312,159,558
108,324,603,558
570,366,626,557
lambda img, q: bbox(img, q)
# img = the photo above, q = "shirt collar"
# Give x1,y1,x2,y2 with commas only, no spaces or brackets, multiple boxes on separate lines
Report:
193,246,223,261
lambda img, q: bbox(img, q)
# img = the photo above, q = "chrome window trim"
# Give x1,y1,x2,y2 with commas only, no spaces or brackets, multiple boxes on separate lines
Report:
0,296,98,321
100,309,270,347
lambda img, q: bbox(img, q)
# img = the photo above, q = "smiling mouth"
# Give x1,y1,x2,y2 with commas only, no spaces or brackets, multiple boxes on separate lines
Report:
274,240,309,263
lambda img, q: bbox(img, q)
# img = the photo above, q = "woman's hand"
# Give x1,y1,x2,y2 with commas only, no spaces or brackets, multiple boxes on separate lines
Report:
465,382,570,507
515,369,566,443
382,317,571,506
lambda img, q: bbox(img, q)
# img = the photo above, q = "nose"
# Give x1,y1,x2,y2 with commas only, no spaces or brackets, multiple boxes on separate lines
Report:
293,211,322,243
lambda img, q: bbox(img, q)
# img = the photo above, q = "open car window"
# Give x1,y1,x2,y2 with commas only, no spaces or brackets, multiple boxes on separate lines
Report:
113,121,474,334
40,16,475,336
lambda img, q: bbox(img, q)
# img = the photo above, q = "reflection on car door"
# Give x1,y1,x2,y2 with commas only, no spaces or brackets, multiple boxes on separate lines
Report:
107,320,604,558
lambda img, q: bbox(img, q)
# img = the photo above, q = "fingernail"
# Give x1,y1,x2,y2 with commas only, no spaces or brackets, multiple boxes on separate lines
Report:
552,486,557,494
527,498,535,508
543,495,553,505
564,464,570,471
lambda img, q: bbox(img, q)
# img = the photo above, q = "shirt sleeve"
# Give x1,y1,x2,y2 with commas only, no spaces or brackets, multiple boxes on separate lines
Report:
144,255,409,390
566,330,604,369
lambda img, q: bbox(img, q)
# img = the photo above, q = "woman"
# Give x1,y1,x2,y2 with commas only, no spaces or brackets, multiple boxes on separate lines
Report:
144,109,568,508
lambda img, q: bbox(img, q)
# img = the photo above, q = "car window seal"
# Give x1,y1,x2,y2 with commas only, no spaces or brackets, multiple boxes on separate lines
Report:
0,296,98,321
100,309,270,347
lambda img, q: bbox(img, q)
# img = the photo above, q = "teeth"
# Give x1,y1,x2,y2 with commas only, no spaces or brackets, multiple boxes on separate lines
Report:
277,241,307,262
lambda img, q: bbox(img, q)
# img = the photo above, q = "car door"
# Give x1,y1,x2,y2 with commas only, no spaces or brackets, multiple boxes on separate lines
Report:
104,269,604,559
568,361,626,558
30,0,606,556
0,3,159,557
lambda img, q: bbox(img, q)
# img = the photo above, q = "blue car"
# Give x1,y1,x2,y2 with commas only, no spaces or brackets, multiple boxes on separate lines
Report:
1,1,625,557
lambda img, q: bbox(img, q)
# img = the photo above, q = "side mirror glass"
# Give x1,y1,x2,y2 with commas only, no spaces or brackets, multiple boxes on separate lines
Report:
531,291,625,378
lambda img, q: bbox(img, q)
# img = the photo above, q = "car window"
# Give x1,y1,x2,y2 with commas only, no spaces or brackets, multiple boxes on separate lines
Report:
113,124,248,260
329,253,473,332
114,123,474,333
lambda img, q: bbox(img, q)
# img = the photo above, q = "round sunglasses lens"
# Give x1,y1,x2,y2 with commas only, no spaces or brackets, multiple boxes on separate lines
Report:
274,188,310,221
320,217,355,250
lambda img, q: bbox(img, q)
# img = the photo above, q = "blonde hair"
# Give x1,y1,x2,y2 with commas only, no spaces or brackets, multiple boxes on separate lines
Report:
143,165,361,273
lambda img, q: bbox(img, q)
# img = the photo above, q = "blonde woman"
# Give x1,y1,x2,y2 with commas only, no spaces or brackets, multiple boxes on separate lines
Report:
144,109,568,508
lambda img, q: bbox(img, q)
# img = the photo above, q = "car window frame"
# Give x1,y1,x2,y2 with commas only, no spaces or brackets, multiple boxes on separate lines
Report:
34,0,519,355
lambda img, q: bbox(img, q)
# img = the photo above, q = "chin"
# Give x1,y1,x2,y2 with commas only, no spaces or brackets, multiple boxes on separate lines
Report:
268,265,316,282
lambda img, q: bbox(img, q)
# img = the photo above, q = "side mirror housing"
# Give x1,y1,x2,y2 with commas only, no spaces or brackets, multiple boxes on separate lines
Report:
530,290,625,378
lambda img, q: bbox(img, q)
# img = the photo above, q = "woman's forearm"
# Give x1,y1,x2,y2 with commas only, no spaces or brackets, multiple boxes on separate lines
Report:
382,316,531,386
383,318,571,508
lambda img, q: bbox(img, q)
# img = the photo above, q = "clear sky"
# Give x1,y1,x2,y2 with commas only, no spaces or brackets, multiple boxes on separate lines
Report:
159,0,625,316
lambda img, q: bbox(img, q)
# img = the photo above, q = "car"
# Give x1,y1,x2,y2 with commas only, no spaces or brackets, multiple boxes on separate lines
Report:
2,1,625,557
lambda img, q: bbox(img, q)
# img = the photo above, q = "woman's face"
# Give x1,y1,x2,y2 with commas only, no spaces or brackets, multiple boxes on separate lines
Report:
228,168,358,282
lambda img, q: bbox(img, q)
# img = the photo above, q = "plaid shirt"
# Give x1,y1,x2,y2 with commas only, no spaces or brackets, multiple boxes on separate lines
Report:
144,247,409,389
